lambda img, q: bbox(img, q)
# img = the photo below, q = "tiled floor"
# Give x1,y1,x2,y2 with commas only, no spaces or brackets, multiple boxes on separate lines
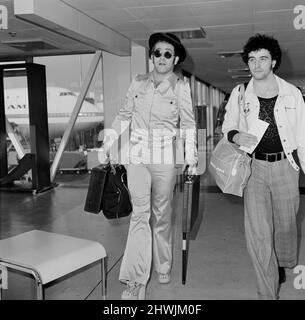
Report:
1,139,305,300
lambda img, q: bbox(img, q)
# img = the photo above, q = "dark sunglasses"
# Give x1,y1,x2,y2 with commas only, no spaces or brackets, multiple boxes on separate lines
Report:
152,49,174,59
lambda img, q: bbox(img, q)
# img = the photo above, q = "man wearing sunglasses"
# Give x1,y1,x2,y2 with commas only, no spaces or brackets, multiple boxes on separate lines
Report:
104,32,197,299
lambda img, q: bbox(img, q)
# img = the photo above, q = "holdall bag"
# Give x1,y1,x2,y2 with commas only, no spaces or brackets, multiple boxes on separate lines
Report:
209,138,251,196
101,164,132,219
208,83,251,197
84,164,108,214
84,164,132,219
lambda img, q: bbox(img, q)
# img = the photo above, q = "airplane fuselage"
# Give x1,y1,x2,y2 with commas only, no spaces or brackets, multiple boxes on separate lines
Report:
4,86,104,139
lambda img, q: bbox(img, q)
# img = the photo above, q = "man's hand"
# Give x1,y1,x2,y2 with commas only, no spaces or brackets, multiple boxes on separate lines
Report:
182,162,197,176
98,145,119,165
107,148,119,165
101,135,119,164
233,132,257,148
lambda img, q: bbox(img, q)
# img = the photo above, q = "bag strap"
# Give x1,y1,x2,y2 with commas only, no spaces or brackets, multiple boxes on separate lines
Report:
238,82,248,132
177,79,182,123
239,83,245,112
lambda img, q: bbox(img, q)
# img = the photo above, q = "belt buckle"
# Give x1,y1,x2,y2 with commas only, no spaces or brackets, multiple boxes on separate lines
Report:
267,154,276,162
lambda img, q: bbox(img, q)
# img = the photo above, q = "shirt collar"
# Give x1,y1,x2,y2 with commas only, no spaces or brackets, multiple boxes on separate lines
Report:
148,71,179,92
246,74,289,97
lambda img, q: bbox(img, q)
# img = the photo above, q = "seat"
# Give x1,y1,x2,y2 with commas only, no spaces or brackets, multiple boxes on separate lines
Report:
0,230,107,300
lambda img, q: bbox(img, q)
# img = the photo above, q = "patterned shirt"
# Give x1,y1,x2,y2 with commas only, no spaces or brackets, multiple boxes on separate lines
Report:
255,95,283,153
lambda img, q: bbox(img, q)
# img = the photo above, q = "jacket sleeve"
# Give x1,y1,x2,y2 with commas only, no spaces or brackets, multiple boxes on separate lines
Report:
295,89,305,173
179,80,198,165
221,85,241,139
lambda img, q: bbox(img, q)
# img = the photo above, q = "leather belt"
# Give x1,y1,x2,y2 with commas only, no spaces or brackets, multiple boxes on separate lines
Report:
252,151,286,162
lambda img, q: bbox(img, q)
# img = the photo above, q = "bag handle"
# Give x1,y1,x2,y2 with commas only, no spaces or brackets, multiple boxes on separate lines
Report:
183,164,196,181
103,155,117,174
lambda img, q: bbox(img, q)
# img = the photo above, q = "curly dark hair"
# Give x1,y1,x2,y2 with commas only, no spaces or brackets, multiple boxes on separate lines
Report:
242,33,282,71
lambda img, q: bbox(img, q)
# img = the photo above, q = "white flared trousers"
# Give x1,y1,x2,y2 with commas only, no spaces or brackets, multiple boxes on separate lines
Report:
119,163,177,285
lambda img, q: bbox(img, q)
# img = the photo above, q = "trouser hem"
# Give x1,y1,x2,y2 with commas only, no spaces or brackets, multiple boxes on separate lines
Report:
119,278,147,286
278,259,297,268
257,292,279,300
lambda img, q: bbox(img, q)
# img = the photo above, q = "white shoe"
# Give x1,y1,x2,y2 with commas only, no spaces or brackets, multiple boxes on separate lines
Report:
158,273,171,284
121,281,146,300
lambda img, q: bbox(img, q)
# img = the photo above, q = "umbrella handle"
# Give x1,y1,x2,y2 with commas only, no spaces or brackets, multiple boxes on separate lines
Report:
182,232,187,285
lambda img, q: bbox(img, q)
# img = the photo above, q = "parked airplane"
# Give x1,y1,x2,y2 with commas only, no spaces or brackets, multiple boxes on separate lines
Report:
4,86,104,140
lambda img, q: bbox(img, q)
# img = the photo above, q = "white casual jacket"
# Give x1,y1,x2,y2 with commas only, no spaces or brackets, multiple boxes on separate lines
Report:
222,75,305,172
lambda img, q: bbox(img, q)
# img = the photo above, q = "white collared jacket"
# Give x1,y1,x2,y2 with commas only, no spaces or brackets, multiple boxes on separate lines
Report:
222,74,305,172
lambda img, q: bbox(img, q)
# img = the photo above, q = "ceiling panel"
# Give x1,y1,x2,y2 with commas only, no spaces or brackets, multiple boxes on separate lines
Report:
282,42,305,53
140,18,201,33
271,30,305,43
53,0,305,91
121,31,152,41
180,40,214,49
0,0,304,92
110,20,151,32
254,10,297,32
112,0,234,8
195,13,254,27
188,0,253,16
86,9,138,24
126,5,194,20
204,24,255,40
62,0,118,10
254,0,302,12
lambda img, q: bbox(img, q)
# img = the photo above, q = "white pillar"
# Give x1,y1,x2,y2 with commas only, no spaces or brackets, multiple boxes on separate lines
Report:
131,42,149,79
102,43,149,129
102,52,131,129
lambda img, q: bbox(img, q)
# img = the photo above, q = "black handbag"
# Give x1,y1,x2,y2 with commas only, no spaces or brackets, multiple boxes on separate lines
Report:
84,164,132,219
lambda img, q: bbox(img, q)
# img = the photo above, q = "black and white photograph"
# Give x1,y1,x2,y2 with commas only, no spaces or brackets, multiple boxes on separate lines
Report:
0,0,305,316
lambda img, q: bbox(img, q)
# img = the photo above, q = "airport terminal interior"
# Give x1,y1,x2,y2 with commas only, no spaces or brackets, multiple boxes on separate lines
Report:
1,138,305,300
1,0,305,300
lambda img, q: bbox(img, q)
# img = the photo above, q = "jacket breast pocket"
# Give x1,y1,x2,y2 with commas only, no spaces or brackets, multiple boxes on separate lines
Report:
283,96,296,111
284,106,297,122
133,92,146,111
159,96,178,119
284,106,297,127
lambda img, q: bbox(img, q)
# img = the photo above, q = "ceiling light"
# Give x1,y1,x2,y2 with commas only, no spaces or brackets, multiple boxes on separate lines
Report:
231,74,251,79
228,68,249,73
0,61,25,65
217,50,243,58
1,38,59,51
158,28,206,40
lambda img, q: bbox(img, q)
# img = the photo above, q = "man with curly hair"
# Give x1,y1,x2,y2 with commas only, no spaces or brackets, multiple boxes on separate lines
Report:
222,34,305,299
